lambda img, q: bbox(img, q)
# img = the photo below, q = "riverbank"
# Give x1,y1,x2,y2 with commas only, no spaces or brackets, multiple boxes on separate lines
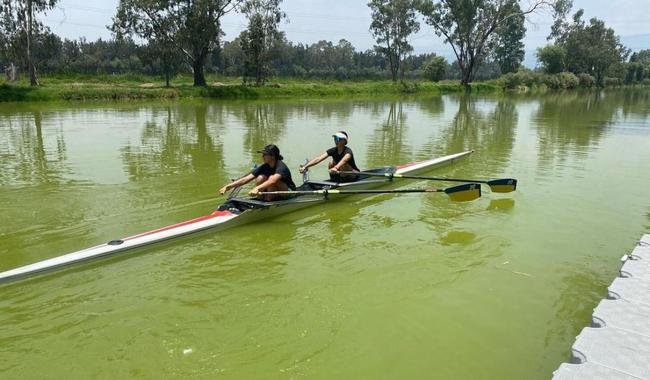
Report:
2,73,644,103
0,74,499,102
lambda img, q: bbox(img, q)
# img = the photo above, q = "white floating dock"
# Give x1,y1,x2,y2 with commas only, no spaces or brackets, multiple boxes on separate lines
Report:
553,234,650,379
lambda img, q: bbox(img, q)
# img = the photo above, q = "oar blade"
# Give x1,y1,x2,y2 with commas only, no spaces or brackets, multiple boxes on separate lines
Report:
444,183,481,202
487,178,517,193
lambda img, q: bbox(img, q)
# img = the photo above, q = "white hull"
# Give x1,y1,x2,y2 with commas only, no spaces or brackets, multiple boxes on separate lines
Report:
0,150,473,283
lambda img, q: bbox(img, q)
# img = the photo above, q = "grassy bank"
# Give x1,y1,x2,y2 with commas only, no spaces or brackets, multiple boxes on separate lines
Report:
0,74,500,103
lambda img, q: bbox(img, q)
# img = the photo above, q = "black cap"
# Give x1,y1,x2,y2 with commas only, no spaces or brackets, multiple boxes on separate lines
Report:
257,144,283,160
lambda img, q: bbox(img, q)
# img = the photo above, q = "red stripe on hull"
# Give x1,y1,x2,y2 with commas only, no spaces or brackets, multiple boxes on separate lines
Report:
395,160,424,170
124,210,234,241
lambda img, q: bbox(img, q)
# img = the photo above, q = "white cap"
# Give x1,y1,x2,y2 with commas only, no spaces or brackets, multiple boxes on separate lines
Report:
332,132,348,140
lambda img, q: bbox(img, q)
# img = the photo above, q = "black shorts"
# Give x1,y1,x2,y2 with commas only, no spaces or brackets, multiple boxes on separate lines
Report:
329,173,359,183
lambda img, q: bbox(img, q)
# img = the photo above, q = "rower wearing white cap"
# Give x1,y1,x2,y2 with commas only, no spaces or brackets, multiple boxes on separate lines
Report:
299,131,360,182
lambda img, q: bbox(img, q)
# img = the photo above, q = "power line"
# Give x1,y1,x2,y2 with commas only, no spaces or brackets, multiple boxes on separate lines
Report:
45,18,109,30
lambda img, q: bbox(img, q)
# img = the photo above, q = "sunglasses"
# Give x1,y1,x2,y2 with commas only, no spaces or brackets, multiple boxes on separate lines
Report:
334,136,345,142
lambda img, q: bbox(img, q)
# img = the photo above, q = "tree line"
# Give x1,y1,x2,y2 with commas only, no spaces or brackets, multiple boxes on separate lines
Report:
1,0,648,88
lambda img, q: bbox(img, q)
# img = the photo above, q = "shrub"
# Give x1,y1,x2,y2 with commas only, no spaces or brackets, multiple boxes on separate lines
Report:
557,72,579,89
423,56,447,82
577,73,595,87
500,72,520,89
604,77,621,87
518,70,539,87
542,74,560,89
500,70,541,89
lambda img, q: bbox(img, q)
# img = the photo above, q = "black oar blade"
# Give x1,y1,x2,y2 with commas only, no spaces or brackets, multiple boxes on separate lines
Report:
486,178,517,193
444,183,481,202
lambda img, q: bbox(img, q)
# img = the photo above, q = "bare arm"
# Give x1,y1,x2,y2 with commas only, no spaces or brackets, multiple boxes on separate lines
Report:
250,173,282,194
299,152,329,173
219,173,255,195
330,153,353,172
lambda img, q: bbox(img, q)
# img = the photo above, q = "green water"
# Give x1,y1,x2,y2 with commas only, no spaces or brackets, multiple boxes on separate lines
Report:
1,91,649,379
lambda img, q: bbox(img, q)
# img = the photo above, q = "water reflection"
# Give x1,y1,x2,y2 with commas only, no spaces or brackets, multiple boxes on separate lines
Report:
0,110,68,186
365,102,413,167
542,267,604,362
618,90,650,120
300,100,354,121
487,198,515,212
439,230,476,246
234,104,288,156
417,96,445,118
120,105,225,182
534,92,614,166
445,96,517,162
420,95,518,225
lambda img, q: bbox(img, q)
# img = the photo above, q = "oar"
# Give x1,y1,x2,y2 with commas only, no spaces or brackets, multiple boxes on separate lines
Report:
339,171,517,193
258,183,482,202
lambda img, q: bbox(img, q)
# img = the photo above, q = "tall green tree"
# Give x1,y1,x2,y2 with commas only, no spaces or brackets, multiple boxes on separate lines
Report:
0,0,58,85
536,44,566,73
368,0,420,82
112,0,240,86
417,0,553,85
140,38,185,87
550,8,629,85
493,0,525,74
240,0,285,85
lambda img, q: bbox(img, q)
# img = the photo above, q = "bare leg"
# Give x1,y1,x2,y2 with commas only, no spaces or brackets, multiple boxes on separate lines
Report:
265,181,289,201
256,175,289,200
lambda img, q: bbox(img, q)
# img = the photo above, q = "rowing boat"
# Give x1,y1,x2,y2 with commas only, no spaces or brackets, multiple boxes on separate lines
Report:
0,150,473,283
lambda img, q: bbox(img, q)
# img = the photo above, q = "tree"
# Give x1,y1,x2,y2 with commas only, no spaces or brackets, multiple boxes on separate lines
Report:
239,0,285,85
417,0,553,85
549,8,629,85
631,49,650,63
423,55,446,81
0,0,58,85
627,50,650,83
112,0,241,86
333,39,355,69
493,0,525,74
306,40,335,71
140,39,185,87
221,37,246,76
368,0,420,82
537,44,565,73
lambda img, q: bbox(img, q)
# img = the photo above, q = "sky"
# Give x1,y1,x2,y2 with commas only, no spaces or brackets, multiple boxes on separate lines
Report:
42,0,650,68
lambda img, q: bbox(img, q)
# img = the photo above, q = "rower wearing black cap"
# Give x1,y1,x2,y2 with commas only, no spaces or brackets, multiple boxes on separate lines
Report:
299,131,360,182
219,144,296,199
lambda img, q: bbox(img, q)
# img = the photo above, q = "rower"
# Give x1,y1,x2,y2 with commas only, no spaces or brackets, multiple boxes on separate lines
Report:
219,144,296,200
299,131,360,182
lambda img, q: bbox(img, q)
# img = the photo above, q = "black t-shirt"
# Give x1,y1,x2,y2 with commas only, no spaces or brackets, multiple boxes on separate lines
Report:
326,146,360,171
251,160,296,190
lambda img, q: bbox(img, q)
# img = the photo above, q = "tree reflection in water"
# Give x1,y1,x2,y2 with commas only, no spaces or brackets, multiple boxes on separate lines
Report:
0,110,68,186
